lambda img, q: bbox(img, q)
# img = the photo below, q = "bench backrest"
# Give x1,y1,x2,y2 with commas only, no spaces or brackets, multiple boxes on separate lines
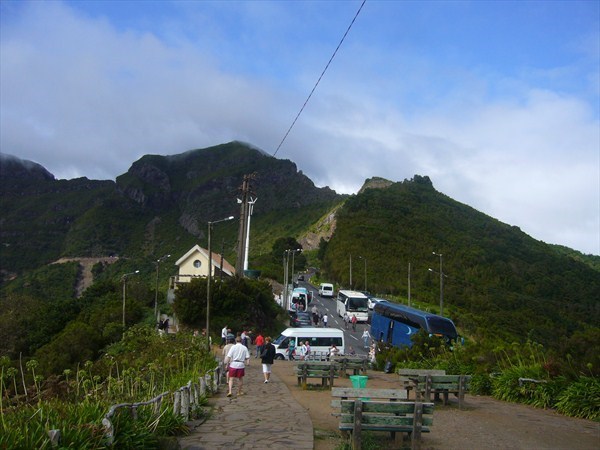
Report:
398,369,446,376
338,400,434,427
417,374,471,390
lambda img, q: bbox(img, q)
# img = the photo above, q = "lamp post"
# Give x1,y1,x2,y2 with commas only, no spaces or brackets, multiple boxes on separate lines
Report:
358,256,367,292
243,198,257,271
207,216,234,352
122,270,139,331
291,248,301,283
154,254,171,321
431,251,444,316
349,254,353,289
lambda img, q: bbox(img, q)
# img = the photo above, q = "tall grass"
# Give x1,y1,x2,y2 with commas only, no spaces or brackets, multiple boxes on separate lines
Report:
1,325,215,448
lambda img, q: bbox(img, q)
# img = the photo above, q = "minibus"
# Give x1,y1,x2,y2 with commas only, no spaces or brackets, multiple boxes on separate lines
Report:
272,327,345,360
335,290,369,322
319,283,334,298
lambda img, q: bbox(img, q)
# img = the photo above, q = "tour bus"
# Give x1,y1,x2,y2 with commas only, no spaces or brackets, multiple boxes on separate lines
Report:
319,283,334,298
272,327,345,360
335,290,369,323
370,301,458,348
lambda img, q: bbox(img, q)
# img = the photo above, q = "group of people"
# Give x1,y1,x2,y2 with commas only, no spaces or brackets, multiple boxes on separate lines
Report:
221,325,277,397
342,312,359,331
310,305,329,327
286,339,312,360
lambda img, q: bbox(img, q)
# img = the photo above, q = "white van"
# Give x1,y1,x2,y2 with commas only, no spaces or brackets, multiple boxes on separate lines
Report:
319,283,334,298
272,327,345,360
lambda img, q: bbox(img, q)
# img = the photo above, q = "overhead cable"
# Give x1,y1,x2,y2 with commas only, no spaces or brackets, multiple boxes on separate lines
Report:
272,0,366,157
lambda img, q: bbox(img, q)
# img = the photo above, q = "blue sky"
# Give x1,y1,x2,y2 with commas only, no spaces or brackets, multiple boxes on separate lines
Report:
1,0,599,255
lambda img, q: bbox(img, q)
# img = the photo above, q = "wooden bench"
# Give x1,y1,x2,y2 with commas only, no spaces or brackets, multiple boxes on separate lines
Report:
398,369,446,399
331,355,369,377
331,387,432,450
295,361,339,389
304,350,329,361
416,374,471,409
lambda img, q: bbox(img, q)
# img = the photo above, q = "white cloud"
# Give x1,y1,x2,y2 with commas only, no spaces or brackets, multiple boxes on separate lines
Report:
1,1,598,255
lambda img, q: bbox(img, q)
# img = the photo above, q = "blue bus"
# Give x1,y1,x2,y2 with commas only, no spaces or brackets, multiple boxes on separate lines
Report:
370,301,458,348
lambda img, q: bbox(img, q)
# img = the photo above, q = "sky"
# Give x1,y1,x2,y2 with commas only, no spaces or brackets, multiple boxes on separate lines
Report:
1,0,599,255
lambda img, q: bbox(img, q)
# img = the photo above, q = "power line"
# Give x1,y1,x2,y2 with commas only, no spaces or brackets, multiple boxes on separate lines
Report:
272,0,366,157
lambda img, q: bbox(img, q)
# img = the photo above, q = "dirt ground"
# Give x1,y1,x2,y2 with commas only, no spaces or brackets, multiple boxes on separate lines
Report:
270,361,599,450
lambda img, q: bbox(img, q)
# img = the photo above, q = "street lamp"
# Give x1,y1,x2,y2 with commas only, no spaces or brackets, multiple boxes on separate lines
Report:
349,254,353,289
154,254,171,321
431,251,444,316
122,270,140,331
358,256,367,292
291,248,302,283
207,216,234,352
282,248,301,311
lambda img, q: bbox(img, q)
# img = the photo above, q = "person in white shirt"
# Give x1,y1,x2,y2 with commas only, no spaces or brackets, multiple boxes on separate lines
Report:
221,325,228,347
362,328,371,349
297,342,307,360
225,336,250,397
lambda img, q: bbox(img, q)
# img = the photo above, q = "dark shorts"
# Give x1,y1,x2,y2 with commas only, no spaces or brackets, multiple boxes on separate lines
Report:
228,367,245,378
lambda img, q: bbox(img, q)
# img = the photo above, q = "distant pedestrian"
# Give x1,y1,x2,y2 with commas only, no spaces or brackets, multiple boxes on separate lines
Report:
221,325,228,347
260,337,276,383
343,312,349,330
222,336,235,384
328,344,339,359
255,332,265,358
225,336,250,397
323,313,328,327
304,341,311,359
163,318,170,333
351,315,357,331
287,339,296,361
297,341,307,360
362,328,371,349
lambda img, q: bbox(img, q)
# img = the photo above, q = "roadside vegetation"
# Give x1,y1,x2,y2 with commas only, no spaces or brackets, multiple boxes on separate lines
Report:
374,332,599,421
0,325,215,448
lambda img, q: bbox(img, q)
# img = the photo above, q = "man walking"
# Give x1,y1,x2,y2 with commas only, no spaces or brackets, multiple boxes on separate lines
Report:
323,313,328,327
260,337,276,383
225,336,250,397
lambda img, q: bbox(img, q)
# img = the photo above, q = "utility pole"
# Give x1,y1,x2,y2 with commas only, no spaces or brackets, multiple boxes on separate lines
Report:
235,174,256,277
408,262,412,307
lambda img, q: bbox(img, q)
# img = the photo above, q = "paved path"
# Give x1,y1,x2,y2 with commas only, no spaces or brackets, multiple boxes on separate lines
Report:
178,360,313,450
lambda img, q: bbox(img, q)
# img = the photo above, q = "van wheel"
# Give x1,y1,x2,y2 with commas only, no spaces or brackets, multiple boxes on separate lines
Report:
274,354,285,360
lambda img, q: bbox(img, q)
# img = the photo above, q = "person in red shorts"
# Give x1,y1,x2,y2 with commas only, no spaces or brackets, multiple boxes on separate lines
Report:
225,336,250,397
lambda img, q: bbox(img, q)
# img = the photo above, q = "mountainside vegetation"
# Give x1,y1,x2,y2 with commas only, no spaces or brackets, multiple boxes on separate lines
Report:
321,175,599,373
1,143,599,425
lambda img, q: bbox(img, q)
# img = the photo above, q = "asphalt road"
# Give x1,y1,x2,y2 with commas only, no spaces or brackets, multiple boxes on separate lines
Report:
296,279,371,357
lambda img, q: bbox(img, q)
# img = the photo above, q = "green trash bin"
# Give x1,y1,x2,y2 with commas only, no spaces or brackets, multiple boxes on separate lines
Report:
350,375,369,400
350,375,368,389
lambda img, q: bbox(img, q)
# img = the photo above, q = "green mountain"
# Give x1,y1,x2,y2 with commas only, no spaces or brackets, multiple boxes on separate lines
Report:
1,144,598,370
0,142,342,280
321,175,600,352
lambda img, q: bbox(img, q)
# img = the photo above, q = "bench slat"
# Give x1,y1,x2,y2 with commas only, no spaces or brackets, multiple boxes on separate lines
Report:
332,388,407,399
339,414,434,427
340,401,434,415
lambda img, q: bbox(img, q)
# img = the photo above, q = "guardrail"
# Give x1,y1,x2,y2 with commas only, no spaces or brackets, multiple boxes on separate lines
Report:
101,361,224,446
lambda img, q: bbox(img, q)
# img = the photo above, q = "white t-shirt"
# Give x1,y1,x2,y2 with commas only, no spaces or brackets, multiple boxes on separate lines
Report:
226,343,250,369
221,327,228,338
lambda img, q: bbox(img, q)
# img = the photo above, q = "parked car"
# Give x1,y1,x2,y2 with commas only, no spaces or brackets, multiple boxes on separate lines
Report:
298,274,305,281
368,297,385,310
290,311,313,327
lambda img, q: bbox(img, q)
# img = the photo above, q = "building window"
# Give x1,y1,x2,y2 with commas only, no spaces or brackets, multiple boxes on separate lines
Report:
193,260,202,268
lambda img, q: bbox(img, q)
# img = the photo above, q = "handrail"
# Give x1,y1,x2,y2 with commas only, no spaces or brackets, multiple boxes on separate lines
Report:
101,361,224,446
